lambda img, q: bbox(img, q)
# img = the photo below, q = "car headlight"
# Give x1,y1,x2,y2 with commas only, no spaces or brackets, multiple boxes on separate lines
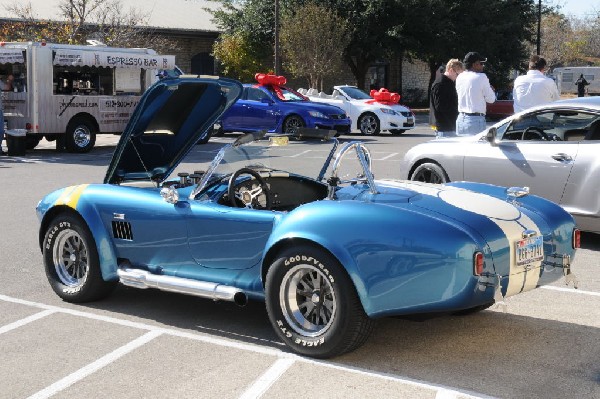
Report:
380,108,397,115
308,110,328,119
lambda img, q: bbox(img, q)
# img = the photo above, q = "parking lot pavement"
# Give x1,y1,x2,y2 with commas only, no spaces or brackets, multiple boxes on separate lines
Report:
0,294,492,399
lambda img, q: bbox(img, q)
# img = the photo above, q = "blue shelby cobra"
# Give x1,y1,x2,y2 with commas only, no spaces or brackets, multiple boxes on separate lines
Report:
37,76,580,358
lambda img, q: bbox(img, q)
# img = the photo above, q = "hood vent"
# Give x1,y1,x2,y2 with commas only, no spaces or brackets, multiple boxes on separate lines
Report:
112,221,133,240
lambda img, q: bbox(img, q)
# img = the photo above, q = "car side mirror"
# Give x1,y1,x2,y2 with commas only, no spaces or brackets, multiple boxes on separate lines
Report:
486,127,498,146
261,97,273,105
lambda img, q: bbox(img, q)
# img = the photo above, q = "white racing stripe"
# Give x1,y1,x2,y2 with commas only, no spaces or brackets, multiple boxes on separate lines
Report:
378,181,543,296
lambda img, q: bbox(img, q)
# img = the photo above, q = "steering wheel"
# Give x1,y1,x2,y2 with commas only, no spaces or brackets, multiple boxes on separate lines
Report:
521,126,549,141
227,168,272,210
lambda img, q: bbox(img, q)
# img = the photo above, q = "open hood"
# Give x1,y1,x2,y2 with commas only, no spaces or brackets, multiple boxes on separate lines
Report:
104,76,243,184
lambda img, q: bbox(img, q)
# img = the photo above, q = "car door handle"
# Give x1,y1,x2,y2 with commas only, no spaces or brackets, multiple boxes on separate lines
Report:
551,153,572,162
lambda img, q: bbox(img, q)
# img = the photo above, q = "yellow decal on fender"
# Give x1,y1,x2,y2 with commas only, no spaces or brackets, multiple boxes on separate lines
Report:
54,184,90,209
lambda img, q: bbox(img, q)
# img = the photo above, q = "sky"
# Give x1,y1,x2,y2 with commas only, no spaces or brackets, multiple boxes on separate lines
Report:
556,0,600,17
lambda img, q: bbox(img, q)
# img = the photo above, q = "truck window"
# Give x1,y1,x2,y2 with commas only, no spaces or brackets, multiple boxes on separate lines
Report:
53,65,147,96
0,64,27,93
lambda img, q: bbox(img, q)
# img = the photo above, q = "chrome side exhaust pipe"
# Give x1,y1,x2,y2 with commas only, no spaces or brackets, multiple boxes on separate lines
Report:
117,268,248,307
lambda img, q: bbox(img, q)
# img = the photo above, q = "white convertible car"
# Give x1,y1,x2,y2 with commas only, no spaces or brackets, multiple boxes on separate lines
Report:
298,85,415,136
400,96,600,234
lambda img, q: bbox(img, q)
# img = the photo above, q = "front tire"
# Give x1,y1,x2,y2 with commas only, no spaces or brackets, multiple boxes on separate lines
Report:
43,214,116,303
358,113,380,135
282,115,305,134
66,117,96,153
265,245,375,358
411,162,449,184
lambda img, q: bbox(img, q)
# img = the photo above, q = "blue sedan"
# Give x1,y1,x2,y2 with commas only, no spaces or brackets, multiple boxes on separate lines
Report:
212,83,351,136
37,75,580,358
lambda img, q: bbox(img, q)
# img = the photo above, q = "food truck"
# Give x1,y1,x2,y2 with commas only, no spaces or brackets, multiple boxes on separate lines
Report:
0,41,176,152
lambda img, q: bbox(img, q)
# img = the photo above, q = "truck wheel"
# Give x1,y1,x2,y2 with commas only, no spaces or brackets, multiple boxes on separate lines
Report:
66,117,97,153
43,214,116,303
265,245,375,358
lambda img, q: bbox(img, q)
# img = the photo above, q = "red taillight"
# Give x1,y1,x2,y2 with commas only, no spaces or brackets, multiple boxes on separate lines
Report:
25,123,32,130
573,228,581,249
474,252,484,275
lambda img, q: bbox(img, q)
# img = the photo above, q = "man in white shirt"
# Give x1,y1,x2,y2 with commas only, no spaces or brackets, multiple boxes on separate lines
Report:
513,55,559,113
455,52,496,136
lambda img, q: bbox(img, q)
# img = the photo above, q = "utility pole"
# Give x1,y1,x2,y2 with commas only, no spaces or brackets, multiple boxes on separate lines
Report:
274,0,281,74
536,0,541,55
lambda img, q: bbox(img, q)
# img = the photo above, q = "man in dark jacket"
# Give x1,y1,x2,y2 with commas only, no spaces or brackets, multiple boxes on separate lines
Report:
575,74,589,97
429,59,464,137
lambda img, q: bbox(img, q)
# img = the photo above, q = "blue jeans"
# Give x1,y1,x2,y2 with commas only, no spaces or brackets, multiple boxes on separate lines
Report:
0,109,4,150
456,114,486,136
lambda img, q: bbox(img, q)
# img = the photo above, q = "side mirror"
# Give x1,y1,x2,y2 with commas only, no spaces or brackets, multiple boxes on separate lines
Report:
486,127,498,146
260,97,273,105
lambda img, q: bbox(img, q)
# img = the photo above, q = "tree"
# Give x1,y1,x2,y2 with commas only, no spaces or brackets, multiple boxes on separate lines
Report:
279,3,349,90
209,0,279,73
402,0,538,91
1,0,179,52
212,32,269,81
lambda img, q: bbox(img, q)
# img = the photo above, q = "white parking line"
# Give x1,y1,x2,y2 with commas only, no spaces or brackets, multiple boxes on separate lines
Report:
0,309,56,335
0,293,524,399
376,152,399,161
541,286,600,296
27,330,162,399
238,358,295,399
289,150,312,158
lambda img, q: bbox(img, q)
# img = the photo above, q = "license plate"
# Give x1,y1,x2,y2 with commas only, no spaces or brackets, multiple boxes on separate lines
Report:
407,117,414,123
515,235,544,266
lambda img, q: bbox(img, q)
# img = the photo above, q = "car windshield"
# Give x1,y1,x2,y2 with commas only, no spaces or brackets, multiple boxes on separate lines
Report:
340,86,372,100
265,85,307,102
190,133,375,199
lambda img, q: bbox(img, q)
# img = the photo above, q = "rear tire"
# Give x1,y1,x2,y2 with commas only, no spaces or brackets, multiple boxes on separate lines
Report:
265,245,375,358
66,117,97,153
411,162,449,184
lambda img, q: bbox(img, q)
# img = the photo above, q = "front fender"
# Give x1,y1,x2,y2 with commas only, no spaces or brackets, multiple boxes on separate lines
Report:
38,185,120,281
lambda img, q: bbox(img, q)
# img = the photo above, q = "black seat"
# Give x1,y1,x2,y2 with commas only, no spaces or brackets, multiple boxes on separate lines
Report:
585,120,600,140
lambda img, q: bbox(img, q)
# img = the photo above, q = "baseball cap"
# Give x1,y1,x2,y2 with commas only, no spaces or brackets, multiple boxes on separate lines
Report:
463,52,487,65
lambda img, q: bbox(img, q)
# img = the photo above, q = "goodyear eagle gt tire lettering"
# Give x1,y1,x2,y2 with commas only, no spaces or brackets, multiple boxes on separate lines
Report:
43,214,116,303
265,245,375,358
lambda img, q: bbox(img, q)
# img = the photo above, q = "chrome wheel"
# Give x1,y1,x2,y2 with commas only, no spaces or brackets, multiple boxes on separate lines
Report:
73,125,92,149
283,115,305,134
52,229,89,288
280,264,337,337
358,113,380,135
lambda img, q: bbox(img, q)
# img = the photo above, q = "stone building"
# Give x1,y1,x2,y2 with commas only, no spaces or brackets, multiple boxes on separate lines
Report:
0,0,430,103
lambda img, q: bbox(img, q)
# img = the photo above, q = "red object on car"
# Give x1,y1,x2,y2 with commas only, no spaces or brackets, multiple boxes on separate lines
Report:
486,89,514,120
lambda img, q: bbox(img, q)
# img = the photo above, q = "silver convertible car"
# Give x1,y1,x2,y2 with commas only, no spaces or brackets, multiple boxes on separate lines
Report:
401,96,600,234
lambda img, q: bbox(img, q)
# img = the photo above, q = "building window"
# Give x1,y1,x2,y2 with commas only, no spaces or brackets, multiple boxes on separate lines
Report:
367,63,388,90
